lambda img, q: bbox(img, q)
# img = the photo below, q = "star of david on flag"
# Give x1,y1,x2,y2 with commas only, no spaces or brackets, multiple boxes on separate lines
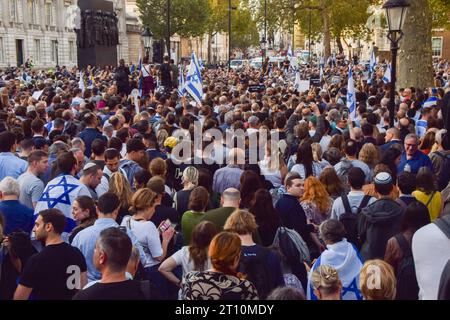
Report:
185,52,203,104
39,176,79,208
35,175,90,232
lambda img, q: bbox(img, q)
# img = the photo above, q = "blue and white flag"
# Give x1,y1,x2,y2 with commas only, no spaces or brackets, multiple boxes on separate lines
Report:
34,175,91,233
369,49,376,74
347,66,357,120
287,45,293,59
185,52,203,104
178,65,186,97
199,58,205,70
78,71,85,94
423,96,438,108
383,64,391,84
137,54,143,96
307,239,364,300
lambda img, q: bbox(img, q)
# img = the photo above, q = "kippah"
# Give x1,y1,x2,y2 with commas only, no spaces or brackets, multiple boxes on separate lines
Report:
374,172,393,185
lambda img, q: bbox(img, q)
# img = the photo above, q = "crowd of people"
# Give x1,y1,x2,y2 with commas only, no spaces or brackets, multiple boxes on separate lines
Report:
0,53,449,301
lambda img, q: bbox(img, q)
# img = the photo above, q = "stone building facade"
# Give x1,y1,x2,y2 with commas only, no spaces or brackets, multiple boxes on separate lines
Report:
0,0,128,69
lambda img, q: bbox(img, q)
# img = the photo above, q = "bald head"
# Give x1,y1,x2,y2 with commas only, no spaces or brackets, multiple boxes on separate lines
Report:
386,127,400,142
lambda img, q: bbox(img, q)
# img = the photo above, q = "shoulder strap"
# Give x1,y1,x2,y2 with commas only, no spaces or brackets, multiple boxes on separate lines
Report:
103,172,110,181
358,195,372,213
126,216,132,230
435,215,450,239
395,233,412,256
341,193,352,214
426,191,436,207
435,151,446,159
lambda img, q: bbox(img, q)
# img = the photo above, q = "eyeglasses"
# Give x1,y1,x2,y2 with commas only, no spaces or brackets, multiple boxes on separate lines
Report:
405,143,418,148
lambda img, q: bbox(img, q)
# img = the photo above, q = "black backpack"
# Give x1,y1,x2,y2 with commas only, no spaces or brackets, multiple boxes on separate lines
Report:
434,151,450,191
238,247,272,299
339,194,372,250
394,233,419,300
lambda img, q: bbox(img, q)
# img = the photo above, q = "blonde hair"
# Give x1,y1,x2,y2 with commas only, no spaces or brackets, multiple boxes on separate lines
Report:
358,143,380,169
182,166,199,185
129,188,158,213
223,209,258,235
156,129,169,150
311,265,342,296
360,259,396,300
108,172,133,212
311,142,323,162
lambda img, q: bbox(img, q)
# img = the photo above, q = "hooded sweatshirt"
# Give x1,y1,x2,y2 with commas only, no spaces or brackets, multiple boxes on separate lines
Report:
358,197,404,260
307,239,364,300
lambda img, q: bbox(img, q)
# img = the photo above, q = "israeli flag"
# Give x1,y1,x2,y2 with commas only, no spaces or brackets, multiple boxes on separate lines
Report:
307,239,364,300
347,66,357,120
423,96,438,108
137,54,143,96
383,64,391,84
178,65,186,97
287,45,293,59
34,175,92,233
78,71,85,94
185,52,203,104
369,50,376,74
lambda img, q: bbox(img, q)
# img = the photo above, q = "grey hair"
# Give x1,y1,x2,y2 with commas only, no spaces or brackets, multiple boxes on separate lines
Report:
48,141,70,156
71,137,85,149
319,219,346,244
405,133,419,144
267,286,305,300
0,177,20,197
224,111,234,125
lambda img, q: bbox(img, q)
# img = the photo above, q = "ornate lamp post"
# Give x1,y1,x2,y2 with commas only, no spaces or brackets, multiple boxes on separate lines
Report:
383,0,410,127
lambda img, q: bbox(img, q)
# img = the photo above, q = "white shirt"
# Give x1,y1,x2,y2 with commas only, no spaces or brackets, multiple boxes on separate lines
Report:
331,191,376,220
259,158,282,188
320,135,332,153
412,222,450,300
121,216,163,268
171,246,211,277
291,162,323,179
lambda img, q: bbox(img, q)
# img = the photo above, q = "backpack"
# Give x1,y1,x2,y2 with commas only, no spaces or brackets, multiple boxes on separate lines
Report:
238,247,272,299
337,159,354,190
339,194,372,250
394,233,419,300
434,151,450,191
272,226,310,265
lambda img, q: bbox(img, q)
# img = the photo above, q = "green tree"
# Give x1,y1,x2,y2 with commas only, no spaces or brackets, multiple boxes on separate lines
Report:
231,7,260,51
136,0,212,53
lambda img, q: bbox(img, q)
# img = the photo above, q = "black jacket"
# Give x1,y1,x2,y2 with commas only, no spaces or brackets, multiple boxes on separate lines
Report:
358,197,404,260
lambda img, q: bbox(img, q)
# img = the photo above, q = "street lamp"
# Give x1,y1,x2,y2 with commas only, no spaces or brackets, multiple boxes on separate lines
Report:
141,27,154,62
383,0,409,127
228,0,237,69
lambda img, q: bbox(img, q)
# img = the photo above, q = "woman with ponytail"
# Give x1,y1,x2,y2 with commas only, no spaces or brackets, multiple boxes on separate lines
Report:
181,232,259,300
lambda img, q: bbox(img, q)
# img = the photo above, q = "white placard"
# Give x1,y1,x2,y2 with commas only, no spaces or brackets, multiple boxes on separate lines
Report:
130,89,140,114
298,80,310,92
32,90,43,101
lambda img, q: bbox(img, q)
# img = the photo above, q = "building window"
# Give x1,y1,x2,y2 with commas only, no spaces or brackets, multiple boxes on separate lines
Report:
34,39,41,62
28,0,38,24
51,40,58,63
69,40,75,62
0,38,4,61
432,37,443,57
10,0,19,22
45,2,55,26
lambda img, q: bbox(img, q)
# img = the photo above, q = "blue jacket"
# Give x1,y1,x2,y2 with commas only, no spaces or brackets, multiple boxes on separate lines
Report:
0,200,34,235
77,128,107,158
